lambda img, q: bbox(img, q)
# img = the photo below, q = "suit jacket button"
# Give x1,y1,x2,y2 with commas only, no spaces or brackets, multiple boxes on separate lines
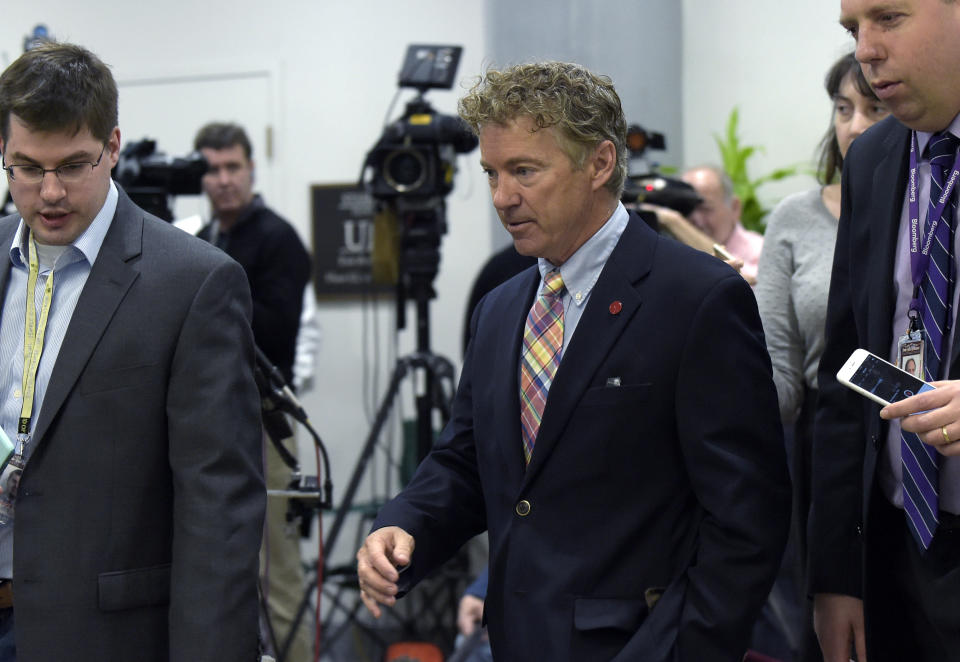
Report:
515,500,531,517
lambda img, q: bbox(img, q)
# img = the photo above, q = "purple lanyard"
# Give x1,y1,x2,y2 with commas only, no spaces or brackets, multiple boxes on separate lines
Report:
908,131,960,316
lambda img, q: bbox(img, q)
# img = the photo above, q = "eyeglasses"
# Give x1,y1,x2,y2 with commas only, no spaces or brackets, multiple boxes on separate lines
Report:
1,145,106,184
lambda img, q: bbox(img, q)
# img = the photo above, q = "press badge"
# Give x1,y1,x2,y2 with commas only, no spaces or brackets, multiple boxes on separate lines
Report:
897,329,925,379
0,450,24,527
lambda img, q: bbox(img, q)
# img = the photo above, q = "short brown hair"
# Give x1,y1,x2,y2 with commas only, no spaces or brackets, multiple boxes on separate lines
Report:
194,122,253,160
0,41,118,143
458,61,628,197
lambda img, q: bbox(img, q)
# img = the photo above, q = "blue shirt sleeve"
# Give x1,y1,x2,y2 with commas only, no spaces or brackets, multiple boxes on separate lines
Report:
464,567,488,599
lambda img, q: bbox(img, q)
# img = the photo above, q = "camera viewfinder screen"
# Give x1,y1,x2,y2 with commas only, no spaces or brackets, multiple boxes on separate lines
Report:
852,355,927,403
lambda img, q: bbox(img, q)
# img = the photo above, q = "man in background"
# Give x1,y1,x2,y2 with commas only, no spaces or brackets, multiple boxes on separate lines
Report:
195,122,310,385
194,122,312,660
0,42,264,660
682,164,763,283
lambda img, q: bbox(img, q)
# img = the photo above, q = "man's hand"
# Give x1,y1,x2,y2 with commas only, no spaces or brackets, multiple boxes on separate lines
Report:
457,594,485,637
637,203,755,284
640,203,714,254
356,526,415,618
881,379,960,455
725,257,756,285
814,593,866,662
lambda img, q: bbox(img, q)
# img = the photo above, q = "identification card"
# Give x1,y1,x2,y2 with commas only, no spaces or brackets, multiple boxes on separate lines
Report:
0,454,25,526
898,330,925,379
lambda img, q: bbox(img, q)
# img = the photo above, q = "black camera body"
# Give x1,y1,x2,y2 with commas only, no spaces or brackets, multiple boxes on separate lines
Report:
622,175,702,217
364,44,477,202
365,98,477,200
112,139,207,221
620,124,701,217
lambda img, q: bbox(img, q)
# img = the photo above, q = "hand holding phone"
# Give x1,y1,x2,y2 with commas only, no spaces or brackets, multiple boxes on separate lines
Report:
837,348,935,406
712,243,734,261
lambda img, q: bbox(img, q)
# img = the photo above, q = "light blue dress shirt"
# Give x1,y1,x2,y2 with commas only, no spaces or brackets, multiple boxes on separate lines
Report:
0,180,117,577
534,201,629,353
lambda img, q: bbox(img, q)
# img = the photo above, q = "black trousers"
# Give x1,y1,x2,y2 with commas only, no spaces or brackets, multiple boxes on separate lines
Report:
864,488,960,662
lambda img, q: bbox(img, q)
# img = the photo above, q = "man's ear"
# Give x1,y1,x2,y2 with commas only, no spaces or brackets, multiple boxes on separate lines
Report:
106,127,122,168
590,140,616,192
730,195,742,219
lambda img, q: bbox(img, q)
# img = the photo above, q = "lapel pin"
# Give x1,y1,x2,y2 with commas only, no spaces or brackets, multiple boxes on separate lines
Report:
609,300,623,315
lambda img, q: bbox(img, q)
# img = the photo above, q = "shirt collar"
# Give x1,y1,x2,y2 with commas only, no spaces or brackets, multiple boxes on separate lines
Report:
915,114,960,157
537,201,629,307
211,194,263,235
8,179,118,269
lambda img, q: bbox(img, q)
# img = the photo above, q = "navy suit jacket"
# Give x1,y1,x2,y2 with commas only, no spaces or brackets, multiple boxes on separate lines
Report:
375,213,790,661
806,116,956,601
0,188,265,661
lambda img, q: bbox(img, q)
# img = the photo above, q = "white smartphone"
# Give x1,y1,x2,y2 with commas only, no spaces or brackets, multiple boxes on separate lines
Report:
837,348,935,406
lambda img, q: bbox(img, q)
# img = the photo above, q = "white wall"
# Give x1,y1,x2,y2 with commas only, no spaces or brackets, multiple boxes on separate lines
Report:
681,0,854,205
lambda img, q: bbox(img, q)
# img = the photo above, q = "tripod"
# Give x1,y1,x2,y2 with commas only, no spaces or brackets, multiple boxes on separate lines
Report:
287,200,471,659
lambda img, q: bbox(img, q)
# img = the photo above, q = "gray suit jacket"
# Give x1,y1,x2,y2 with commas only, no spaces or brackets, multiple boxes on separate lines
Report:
0,187,265,661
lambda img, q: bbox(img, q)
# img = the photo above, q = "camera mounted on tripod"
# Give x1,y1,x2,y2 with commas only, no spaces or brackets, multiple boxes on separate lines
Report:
365,98,477,200
363,45,478,325
364,45,478,201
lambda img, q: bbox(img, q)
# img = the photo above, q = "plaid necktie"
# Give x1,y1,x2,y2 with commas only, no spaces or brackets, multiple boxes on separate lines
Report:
902,130,960,549
520,270,565,465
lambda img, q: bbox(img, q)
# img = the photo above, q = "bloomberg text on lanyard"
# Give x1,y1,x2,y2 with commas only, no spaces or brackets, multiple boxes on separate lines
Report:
901,132,960,378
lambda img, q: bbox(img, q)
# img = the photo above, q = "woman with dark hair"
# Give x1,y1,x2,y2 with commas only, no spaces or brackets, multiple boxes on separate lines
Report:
755,52,889,662
760,54,889,425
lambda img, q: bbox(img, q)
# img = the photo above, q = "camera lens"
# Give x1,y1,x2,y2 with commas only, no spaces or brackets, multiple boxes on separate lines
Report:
383,148,428,193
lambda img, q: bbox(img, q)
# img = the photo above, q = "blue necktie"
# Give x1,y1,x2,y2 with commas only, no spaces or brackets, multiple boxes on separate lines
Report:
902,131,960,550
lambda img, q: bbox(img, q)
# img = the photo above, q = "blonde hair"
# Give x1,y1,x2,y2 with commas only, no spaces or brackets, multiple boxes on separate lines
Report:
458,61,628,197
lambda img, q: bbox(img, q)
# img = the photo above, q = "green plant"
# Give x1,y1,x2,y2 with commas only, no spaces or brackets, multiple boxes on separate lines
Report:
713,107,800,233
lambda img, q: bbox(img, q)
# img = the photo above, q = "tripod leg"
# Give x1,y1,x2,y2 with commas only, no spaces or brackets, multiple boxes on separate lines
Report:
324,357,410,554
426,355,456,423
305,348,459,656
283,358,411,657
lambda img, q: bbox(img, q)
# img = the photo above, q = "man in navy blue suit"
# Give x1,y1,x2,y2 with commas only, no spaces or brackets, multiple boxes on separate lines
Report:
357,61,790,661
810,1,960,661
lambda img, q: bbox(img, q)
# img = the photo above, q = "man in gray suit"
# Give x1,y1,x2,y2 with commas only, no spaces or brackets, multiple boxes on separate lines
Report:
0,42,265,660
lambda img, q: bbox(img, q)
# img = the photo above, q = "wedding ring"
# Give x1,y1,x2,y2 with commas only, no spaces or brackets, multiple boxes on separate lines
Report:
943,425,952,444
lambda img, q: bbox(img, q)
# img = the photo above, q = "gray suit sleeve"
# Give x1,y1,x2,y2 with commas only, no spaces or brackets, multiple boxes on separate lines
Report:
166,257,265,661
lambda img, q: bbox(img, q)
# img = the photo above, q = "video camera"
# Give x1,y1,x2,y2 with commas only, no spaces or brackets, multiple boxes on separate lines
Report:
364,45,477,201
621,124,701,217
365,95,477,200
112,139,207,221
363,45,478,327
